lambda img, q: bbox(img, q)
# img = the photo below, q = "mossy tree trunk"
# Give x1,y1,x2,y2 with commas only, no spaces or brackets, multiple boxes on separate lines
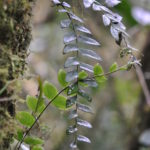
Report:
0,0,34,149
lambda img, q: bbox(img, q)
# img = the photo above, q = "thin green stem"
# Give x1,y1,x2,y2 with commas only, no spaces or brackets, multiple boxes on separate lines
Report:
16,86,69,150
94,64,127,78
83,64,128,81
35,77,43,113
15,63,127,149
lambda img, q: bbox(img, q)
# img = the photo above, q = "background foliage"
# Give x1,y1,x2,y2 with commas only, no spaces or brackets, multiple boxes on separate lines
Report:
1,0,150,150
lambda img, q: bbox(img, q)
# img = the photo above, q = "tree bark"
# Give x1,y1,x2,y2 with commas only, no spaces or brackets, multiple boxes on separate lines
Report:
0,0,34,149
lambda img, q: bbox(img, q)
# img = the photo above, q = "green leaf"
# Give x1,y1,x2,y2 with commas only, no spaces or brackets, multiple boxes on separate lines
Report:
17,130,23,141
78,70,88,80
79,81,88,87
93,63,104,75
26,96,45,113
43,81,58,99
32,146,43,150
52,95,67,110
16,111,35,127
79,71,88,87
37,104,45,113
93,64,107,83
109,62,118,72
26,96,38,112
97,76,107,83
58,69,68,87
24,136,44,146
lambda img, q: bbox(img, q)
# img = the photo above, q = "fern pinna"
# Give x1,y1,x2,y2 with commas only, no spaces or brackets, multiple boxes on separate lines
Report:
53,0,103,148
83,0,139,64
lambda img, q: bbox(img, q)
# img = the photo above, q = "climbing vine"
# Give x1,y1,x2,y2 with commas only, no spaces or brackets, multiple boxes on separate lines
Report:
0,0,141,150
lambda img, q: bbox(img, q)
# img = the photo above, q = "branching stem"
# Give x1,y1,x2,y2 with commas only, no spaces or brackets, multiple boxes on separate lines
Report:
16,86,69,150
85,64,128,81
15,63,128,149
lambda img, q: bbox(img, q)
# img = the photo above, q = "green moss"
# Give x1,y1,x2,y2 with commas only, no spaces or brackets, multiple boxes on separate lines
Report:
0,108,17,149
0,0,34,148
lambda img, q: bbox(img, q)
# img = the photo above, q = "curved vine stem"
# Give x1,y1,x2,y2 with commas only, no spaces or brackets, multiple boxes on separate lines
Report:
15,63,128,149
16,86,69,150
84,64,128,81
35,77,43,113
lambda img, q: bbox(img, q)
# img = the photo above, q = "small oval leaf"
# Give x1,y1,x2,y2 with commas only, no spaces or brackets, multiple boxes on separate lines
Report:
92,3,102,11
78,35,100,46
32,146,43,150
62,1,71,8
24,136,44,146
58,69,68,87
105,0,121,7
94,64,107,83
78,70,88,80
66,71,78,82
60,19,71,28
26,95,44,113
64,33,76,44
77,118,92,128
77,103,93,113
77,135,91,143
63,44,79,54
102,14,111,26
94,63,104,75
110,25,119,41
16,111,35,127
83,0,94,8
52,0,61,5
109,62,118,72
17,130,23,141
26,96,38,112
79,48,102,60
43,81,58,99
64,57,79,68
75,25,91,34
52,95,67,110
80,62,94,73
70,13,84,23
